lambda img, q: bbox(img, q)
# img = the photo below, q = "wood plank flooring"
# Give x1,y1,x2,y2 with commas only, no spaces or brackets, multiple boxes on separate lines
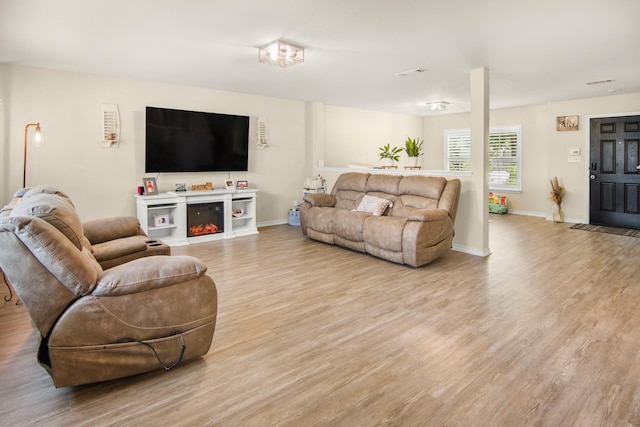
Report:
2,214,640,426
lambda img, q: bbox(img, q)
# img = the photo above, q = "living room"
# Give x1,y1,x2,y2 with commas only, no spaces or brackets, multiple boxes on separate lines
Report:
2,0,640,425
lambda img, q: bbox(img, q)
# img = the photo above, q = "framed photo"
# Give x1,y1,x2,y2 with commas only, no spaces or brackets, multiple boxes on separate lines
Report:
236,180,248,189
225,180,235,190
154,214,169,227
175,183,186,192
142,177,158,195
557,115,579,131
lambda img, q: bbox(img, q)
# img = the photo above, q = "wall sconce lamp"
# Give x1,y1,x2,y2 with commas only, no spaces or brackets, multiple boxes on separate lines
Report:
23,122,42,188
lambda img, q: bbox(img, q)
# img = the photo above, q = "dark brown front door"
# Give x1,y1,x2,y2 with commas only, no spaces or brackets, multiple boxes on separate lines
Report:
589,116,640,229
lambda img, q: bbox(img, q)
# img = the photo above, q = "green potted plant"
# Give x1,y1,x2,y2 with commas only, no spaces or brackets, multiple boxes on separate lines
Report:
404,137,424,167
378,143,402,167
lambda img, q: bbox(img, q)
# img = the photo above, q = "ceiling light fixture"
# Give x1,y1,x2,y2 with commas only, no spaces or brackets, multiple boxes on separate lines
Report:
426,101,450,111
259,39,304,68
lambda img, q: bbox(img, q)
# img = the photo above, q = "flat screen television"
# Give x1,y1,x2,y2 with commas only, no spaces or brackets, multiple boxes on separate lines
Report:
145,106,250,173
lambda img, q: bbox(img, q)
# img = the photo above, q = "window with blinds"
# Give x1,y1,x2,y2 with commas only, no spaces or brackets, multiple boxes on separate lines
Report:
445,125,522,191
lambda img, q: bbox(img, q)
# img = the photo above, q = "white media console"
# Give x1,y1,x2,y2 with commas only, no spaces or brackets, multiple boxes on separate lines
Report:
135,189,258,246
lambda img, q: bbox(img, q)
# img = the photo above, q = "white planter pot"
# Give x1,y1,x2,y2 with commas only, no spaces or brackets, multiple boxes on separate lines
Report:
382,158,394,167
407,156,419,167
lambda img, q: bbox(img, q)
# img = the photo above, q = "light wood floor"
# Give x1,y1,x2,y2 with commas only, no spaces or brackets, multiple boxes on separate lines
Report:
2,214,640,426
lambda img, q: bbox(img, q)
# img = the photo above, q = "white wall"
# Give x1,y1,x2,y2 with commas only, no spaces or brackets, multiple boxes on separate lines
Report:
1,65,308,223
323,105,424,167
424,93,640,221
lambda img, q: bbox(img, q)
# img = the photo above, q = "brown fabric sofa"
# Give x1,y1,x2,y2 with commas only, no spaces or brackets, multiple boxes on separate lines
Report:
0,187,217,387
300,172,461,267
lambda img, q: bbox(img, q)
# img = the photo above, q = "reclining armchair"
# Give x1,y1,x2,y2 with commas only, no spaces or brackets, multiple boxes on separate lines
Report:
0,187,218,387
2,186,171,269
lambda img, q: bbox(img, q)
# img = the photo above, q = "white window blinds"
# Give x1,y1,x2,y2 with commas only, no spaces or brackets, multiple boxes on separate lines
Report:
445,125,522,191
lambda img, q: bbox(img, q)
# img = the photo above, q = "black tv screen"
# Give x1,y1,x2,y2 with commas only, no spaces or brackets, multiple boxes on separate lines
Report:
145,106,249,173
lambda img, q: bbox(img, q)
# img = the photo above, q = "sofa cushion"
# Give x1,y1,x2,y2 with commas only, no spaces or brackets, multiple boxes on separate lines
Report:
399,176,446,200
11,193,85,250
333,173,370,210
334,210,370,242
365,174,402,195
23,186,75,206
306,207,339,234
363,215,407,252
83,216,142,244
91,236,149,262
354,195,392,216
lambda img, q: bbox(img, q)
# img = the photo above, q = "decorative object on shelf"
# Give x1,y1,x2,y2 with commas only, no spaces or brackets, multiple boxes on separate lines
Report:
142,177,158,195
378,143,402,167
556,115,579,131
549,176,566,223
23,122,43,188
404,166,422,170
191,182,213,191
259,39,304,68
380,165,398,169
175,183,186,192
237,180,249,189
404,136,424,167
154,214,169,227
100,104,120,147
232,206,244,218
225,180,235,190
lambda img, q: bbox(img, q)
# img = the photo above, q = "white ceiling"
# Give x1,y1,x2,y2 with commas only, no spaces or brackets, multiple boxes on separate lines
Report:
2,0,639,116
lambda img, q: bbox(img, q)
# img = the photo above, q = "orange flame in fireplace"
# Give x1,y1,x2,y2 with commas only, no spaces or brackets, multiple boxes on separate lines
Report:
189,223,219,236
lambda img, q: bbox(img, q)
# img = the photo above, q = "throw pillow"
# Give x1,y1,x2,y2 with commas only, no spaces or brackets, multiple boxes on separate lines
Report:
354,195,392,216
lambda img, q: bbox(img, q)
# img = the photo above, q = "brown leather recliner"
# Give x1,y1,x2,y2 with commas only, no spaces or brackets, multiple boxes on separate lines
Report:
3,186,172,269
0,187,218,387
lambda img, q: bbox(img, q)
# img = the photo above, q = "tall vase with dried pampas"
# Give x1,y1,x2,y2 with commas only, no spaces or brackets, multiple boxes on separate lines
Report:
549,176,565,223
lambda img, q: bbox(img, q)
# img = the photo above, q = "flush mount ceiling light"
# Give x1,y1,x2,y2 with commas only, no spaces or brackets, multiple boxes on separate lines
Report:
426,101,450,111
259,39,304,68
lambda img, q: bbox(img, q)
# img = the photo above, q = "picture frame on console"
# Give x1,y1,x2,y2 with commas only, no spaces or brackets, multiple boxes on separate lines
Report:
142,177,158,195
225,180,235,190
236,180,248,189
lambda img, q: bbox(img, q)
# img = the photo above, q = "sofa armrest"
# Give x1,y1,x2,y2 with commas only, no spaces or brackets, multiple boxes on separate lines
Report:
407,208,450,222
83,216,144,244
92,255,208,296
303,193,336,207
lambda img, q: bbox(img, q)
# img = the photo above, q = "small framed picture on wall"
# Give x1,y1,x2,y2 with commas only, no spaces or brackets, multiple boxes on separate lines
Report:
142,177,158,195
556,115,579,131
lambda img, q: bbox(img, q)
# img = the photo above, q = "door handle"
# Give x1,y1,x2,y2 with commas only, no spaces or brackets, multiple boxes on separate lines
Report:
590,174,596,180
590,162,597,171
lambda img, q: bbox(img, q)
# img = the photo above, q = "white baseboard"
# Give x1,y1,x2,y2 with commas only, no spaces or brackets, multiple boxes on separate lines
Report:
452,245,491,257
258,219,289,228
507,209,584,224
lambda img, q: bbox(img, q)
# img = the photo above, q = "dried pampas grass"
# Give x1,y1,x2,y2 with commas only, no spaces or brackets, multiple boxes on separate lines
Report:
550,176,565,206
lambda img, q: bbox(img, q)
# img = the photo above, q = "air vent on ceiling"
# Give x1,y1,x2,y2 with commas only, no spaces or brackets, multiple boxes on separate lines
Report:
586,79,614,85
394,68,425,77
